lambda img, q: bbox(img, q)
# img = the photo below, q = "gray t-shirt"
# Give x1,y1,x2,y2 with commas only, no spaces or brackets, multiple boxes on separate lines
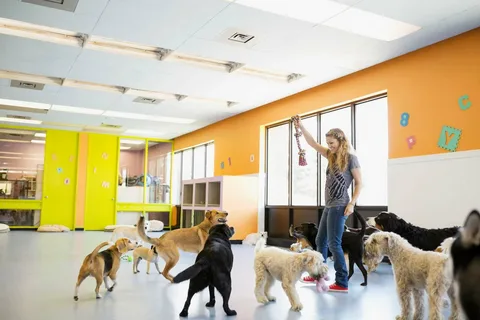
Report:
325,153,360,208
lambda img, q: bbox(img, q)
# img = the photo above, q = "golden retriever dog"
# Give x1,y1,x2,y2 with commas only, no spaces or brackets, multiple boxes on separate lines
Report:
74,238,136,301
136,209,228,282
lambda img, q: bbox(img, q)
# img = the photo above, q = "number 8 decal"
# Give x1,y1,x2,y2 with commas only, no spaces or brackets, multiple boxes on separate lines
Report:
400,112,409,127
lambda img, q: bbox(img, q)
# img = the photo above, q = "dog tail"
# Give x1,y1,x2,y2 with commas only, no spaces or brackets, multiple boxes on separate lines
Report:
173,260,208,283
89,241,110,264
255,236,267,254
353,210,367,237
137,216,160,245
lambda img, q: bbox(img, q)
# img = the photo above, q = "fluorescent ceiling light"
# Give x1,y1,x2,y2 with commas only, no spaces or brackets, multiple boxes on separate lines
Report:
235,0,348,24
0,129,34,135
84,36,171,60
0,17,85,47
31,139,45,144
120,146,131,150
103,111,195,124
322,7,421,41
0,117,42,125
124,88,176,100
0,139,29,144
120,139,144,145
0,156,22,159
51,105,104,115
0,69,63,86
0,98,50,110
34,133,46,138
0,151,23,155
124,129,165,136
62,79,126,94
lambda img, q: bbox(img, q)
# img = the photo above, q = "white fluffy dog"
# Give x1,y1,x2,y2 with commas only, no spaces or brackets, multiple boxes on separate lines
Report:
364,232,460,320
243,231,268,245
435,236,456,255
110,222,150,245
253,237,328,312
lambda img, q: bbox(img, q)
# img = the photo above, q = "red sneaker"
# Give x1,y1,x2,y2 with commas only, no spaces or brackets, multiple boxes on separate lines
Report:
300,275,316,284
328,283,348,293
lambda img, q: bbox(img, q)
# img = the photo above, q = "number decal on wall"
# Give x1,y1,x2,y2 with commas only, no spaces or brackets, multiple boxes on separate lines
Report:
400,112,410,127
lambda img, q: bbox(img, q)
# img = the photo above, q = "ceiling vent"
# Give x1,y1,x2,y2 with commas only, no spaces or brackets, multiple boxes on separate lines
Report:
101,123,122,129
21,0,80,12
10,80,45,91
228,32,255,44
7,114,31,120
133,97,162,105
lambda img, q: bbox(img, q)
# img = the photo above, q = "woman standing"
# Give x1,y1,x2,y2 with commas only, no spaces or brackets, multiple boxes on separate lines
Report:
292,115,363,293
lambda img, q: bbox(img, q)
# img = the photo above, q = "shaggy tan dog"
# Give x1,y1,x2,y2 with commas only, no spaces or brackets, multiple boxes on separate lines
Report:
364,232,460,320
253,237,328,312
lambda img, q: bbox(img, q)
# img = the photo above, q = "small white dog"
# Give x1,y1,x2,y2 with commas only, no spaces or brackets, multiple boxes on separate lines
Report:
254,237,328,312
364,232,460,320
243,232,268,245
435,236,456,255
110,222,150,245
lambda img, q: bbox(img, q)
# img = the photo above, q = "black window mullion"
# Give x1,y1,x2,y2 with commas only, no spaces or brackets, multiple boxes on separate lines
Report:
288,121,293,206
317,113,321,207
265,127,269,206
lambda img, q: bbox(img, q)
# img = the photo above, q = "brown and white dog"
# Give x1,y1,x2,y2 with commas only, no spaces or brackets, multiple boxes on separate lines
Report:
132,245,160,274
74,238,137,301
137,209,228,282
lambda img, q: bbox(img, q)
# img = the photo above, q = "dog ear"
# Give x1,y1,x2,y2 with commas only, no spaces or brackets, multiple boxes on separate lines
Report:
302,252,314,264
116,239,127,252
205,210,213,220
461,210,480,247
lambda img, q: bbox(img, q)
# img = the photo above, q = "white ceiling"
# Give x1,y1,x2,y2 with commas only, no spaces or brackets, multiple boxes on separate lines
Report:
0,0,479,139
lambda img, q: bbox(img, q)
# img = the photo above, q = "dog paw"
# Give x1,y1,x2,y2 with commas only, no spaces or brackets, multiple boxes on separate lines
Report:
179,310,188,317
226,310,237,316
73,296,78,301
96,294,102,299
395,316,406,320
291,304,303,312
267,296,276,302
360,282,367,286
205,300,215,307
107,287,114,292
256,296,269,304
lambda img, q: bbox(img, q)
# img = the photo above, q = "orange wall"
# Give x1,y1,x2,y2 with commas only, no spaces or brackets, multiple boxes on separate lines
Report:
174,28,480,176
74,133,88,228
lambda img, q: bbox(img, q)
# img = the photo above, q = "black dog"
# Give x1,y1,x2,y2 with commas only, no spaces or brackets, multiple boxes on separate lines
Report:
367,211,460,251
451,209,480,320
173,224,236,318
289,210,369,286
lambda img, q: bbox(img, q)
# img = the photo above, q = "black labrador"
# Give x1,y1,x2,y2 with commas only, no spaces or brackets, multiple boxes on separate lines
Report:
173,223,236,318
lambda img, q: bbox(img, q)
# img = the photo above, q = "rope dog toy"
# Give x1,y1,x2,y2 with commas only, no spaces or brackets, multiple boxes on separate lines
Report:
291,116,307,166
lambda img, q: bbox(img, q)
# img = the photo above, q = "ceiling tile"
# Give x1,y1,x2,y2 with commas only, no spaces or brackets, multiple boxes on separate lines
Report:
0,0,109,33
91,0,230,49
0,35,82,77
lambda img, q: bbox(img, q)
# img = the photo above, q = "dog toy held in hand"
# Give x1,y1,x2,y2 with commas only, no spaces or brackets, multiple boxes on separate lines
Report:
291,116,307,166
315,275,330,292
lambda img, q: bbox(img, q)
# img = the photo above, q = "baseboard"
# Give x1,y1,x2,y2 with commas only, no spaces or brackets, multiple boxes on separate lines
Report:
75,228,84,231
10,228,38,231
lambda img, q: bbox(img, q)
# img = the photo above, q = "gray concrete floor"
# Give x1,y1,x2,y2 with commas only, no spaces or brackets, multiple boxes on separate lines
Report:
0,231,455,320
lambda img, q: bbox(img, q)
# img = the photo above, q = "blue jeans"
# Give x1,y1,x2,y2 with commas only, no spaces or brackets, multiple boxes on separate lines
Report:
315,206,348,288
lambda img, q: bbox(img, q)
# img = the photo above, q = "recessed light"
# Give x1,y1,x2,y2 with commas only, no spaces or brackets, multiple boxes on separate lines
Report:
120,139,144,145
34,132,46,138
0,117,42,125
51,105,104,115
31,139,45,144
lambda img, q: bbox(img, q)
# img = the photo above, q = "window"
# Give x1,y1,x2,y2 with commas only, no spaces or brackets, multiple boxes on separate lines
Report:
172,152,182,205
172,142,214,205
266,123,289,205
291,115,318,205
193,145,206,179
206,143,214,178
355,97,388,205
182,149,193,180
320,107,352,205
265,94,388,207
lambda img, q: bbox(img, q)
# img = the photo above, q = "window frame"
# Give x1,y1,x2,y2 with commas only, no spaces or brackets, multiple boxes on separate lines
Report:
265,93,387,207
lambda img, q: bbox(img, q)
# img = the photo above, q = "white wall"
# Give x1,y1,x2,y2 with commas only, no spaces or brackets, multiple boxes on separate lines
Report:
388,149,480,229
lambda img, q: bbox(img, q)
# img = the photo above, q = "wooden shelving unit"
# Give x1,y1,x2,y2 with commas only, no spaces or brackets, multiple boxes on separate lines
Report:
180,175,258,240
